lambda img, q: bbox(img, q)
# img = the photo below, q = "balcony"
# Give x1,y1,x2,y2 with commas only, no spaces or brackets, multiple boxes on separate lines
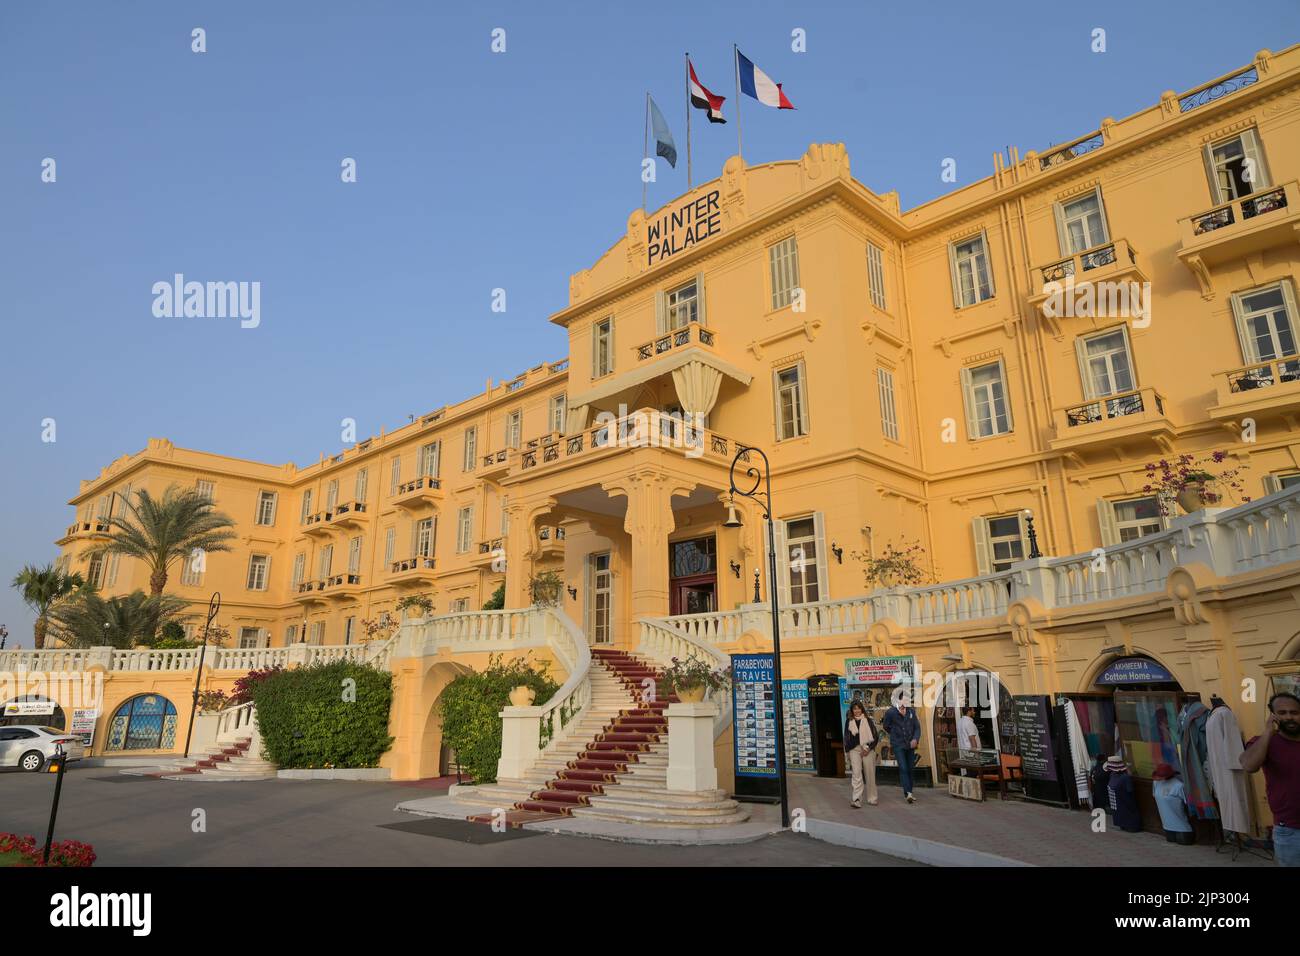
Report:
1208,354,1300,424
57,519,113,546
392,477,443,511
1050,386,1175,457
480,449,511,479
293,580,327,605
536,525,566,558
1178,181,1300,293
323,573,363,601
1027,239,1147,333
634,323,717,362
326,501,370,529
302,513,333,538
389,556,436,587
471,538,506,569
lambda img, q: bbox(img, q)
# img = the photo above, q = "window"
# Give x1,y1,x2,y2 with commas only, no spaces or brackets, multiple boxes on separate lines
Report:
97,494,111,519
415,518,434,558
549,395,567,435
344,617,355,645
463,426,478,471
196,480,214,501
347,536,362,574
181,550,203,586
948,233,994,307
768,236,800,310
115,484,133,518
1056,189,1109,254
782,517,824,605
308,621,326,645
972,514,1027,574
255,490,277,526
418,442,440,479
593,317,614,377
456,507,473,554
87,553,105,589
1076,327,1135,399
384,527,396,565
285,624,299,645
238,627,262,649
1205,129,1270,203
1101,496,1165,544
389,457,401,495
500,495,510,535
590,552,612,644
105,553,120,588
317,545,333,580
1263,473,1300,495
877,367,899,440
104,694,178,751
1231,283,1298,363
299,489,313,523
866,241,887,310
665,279,699,329
773,362,809,440
325,479,339,513
246,554,269,590
354,468,368,503
505,410,522,450
450,598,470,613
292,553,305,588
961,360,1013,438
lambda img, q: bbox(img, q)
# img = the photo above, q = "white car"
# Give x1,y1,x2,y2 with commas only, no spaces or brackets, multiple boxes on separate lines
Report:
0,726,86,772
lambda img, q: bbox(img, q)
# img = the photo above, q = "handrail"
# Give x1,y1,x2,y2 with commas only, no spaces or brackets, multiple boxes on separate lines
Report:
536,608,592,753
636,617,732,742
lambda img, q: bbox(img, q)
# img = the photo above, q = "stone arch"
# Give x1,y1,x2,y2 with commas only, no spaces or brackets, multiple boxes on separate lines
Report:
1277,629,1300,663
413,660,474,779
1076,647,1187,693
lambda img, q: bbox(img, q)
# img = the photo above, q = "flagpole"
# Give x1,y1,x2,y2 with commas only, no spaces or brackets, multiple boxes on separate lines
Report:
642,91,650,212
733,44,744,164
685,53,693,192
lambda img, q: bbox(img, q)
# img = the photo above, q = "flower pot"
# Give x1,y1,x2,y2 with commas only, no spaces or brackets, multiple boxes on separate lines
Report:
1177,482,1211,514
508,685,536,707
676,685,707,703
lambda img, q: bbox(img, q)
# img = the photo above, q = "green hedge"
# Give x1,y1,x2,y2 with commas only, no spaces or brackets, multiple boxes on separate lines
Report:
437,655,558,784
251,660,394,769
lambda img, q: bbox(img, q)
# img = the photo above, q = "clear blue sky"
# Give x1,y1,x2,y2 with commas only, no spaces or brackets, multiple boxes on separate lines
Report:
2,1,1296,644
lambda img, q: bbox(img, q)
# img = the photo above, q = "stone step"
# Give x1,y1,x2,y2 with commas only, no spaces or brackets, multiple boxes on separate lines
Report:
585,789,743,813
570,804,751,827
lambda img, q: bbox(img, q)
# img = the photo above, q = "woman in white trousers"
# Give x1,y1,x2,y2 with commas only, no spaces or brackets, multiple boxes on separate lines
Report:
844,699,880,808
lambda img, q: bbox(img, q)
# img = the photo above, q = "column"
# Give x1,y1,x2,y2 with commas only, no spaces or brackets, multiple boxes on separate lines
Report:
604,470,687,622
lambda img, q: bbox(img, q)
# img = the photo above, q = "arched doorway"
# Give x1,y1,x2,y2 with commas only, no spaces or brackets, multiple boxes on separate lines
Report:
1,695,66,730
932,669,1018,783
105,694,179,751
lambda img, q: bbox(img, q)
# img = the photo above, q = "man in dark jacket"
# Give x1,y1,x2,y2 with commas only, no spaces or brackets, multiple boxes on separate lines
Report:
883,692,922,803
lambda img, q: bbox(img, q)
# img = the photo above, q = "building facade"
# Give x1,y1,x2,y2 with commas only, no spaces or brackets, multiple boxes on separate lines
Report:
29,47,1300,824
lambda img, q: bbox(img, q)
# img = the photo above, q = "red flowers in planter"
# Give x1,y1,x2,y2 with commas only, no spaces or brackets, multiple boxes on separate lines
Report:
0,832,96,867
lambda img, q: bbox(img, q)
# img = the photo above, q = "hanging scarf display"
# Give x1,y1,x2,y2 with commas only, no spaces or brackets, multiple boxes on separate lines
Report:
1177,701,1218,820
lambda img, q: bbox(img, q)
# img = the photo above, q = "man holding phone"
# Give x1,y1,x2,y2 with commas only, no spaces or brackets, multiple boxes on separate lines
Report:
1241,691,1300,866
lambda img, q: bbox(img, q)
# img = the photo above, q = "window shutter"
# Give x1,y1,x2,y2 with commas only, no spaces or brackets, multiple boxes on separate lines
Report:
959,367,979,438
654,290,667,334
1092,188,1112,245
1073,336,1096,399
768,519,791,606
582,559,593,637
263,556,271,589
1052,202,1069,255
1240,128,1271,190
1228,292,1259,363
269,493,279,525
695,272,707,325
997,360,1015,433
1202,143,1224,204
946,242,963,309
105,553,120,587
797,361,810,436
971,518,993,576
1016,512,1031,558
1279,281,1300,349
772,368,785,441
812,511,830,602
1096,498,1120,547
1263,475,1282,496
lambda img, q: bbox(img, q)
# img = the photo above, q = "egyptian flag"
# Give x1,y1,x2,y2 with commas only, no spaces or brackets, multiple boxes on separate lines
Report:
736,49,795,109
688,58,726,123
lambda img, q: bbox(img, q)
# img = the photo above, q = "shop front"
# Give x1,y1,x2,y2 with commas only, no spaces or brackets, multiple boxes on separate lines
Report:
839,656,931,788
932,670,1021,797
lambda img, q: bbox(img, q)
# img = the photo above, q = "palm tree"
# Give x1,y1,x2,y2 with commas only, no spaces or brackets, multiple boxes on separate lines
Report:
90,485,237,596
50,590,191,649
11,563,87,649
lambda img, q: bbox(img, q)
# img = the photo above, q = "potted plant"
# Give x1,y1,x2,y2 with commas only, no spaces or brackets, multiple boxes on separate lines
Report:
508,685,537,706
359,611,397,643
658,656,731,703
1143,452,1248,515
396,593,434,619
852,539,930,590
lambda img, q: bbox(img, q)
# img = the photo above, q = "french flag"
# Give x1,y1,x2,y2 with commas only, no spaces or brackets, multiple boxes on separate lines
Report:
736,49,794,110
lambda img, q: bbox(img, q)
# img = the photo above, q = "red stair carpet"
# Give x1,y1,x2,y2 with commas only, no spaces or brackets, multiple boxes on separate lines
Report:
468,648,678,828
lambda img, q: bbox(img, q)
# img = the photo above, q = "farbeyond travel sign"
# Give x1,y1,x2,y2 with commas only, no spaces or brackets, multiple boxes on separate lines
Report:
646,189,721,266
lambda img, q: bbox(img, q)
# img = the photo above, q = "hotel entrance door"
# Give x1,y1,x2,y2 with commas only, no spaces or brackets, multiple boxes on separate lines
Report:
668,535,717,616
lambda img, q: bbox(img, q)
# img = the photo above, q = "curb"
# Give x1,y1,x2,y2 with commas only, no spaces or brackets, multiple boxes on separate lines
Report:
805,816,1031,866
278,768,391,781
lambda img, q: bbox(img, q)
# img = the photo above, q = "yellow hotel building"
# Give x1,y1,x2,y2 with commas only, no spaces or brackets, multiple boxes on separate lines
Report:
17,46,1300,829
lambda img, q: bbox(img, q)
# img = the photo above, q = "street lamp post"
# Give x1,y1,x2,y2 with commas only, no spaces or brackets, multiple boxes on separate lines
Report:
724,445,791,829
183,592,221,759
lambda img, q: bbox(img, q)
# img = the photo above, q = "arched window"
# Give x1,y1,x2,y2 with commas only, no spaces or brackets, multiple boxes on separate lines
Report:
105,694,178,751
0,696,66,730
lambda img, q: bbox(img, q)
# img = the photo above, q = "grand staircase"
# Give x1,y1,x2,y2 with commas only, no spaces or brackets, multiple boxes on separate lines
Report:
458,647,748,828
